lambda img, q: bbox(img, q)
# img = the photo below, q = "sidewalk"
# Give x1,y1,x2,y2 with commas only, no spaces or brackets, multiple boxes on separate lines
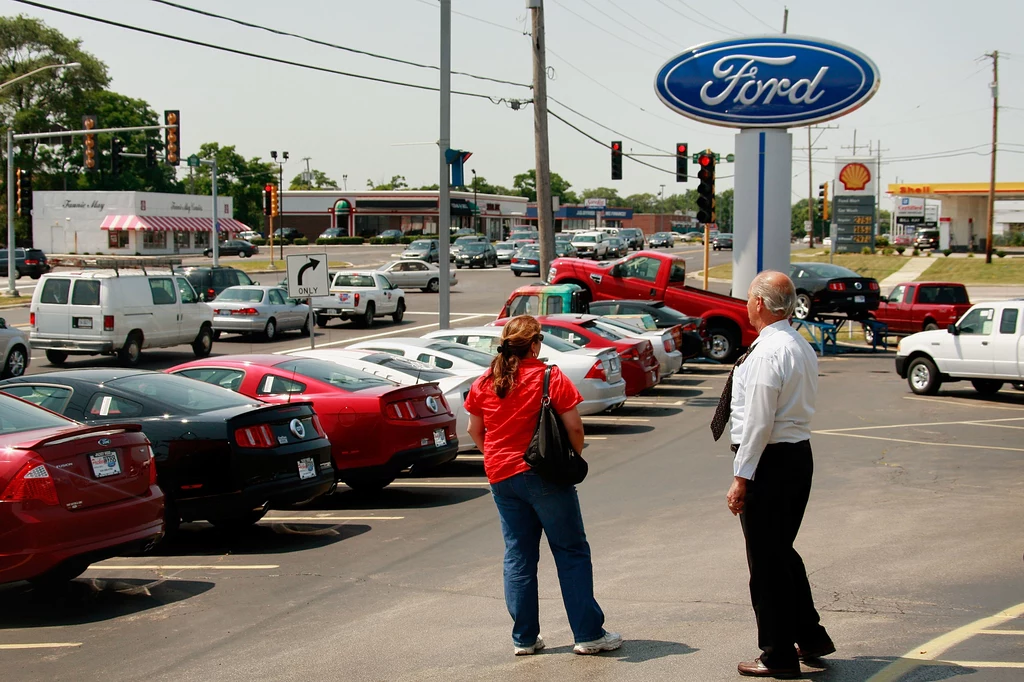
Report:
878,256,935,290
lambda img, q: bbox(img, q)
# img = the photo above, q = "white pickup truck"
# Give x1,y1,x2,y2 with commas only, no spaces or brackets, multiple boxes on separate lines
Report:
895,299,1024,395
311,271,406,328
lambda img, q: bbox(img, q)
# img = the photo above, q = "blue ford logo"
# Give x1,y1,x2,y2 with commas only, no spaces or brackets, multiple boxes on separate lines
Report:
98,438,111,446
655,36,880,128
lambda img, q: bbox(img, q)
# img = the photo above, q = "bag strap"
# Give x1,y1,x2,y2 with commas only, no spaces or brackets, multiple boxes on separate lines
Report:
542,365,552,407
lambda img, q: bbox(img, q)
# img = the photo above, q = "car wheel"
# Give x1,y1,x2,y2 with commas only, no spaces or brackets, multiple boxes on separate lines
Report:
27,560,90,588
907,356,941,395
315,313,330,328
343,475,396,492
203,250,210,257
513,270,522,277
707,326,739,363
45,349,68,366
2,345,27,378
212,330,222,341
1012,381,1024,391
923,322,939,332
361,302,375,328
12,267,21,280
208,509,268,529
392,299,405,323
300,314,311,336
794,292,813,320
971,379,1004,396
192,325,214,357
118,333,143,367
862,323,875,346
263,318,277,341
456,264,462,269
426,278,439,293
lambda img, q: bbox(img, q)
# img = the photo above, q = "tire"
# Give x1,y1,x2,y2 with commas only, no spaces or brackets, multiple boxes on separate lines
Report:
212,330,222,341
208,509,267,529
300,314,311,336
907,356,941,395
192,325,213,357
392,299,405,323
707,326,740,363
361,302,375,328
118,333,143,367
1012,382,1024,391
794,292,813,320
2,345,27,378
456,264,463,269
27,561,89,588
923,322,939,332
316,313,330,328
343,475,395,492
203,250,211,257
513,270,522,277
45,349,68,366
263,318,277,341
12,267,21,280
863,323,875,346
971,379,1004,396
426,278,439,293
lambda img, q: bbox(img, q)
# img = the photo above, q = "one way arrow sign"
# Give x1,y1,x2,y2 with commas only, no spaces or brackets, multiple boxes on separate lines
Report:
286,252,330,298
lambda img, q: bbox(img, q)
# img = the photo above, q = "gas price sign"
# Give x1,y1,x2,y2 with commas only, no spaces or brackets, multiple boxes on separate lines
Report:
833,195,876,254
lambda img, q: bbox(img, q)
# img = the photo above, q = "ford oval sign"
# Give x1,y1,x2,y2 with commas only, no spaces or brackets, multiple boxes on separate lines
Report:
655,36,880,128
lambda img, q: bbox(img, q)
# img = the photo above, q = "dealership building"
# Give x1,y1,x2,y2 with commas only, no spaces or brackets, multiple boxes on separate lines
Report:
31,191,246,256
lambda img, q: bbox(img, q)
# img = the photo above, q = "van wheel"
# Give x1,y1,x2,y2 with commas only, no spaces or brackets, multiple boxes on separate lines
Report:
118,333,143,367
392,299,405,323
361,302,375,328
192,325,214,357
2,345,27,377
263,318,277,341
12,267,21,280
45,350,68,366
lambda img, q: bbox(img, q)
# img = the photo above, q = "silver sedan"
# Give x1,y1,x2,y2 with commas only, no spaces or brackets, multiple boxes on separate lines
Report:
211,286,311,341
376,260,458,293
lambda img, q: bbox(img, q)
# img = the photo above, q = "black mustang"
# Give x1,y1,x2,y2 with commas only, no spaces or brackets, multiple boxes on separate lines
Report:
789,262,881,321
0,370,335,531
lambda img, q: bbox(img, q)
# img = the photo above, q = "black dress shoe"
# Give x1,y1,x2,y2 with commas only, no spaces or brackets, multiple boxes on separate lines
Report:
796,642,836,660
737,657,800,678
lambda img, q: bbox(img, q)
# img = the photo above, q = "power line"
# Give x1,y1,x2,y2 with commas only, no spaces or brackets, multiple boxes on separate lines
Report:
548,0,666,58
410,0,526,35
731,0,778,31
599,0,681,48
148,0,531,89
574,0,675,52
13,0,507,101
674,0,739,34
548,96,671,154
652,0,727,34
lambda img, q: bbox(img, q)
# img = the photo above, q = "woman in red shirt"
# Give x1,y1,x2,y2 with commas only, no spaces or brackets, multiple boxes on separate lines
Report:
465,315,621,657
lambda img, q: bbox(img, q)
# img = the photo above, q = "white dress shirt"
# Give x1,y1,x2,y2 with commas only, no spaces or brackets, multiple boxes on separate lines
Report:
730,319,818,480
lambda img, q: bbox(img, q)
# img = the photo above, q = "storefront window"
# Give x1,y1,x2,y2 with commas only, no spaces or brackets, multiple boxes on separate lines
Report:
108,230,129,249
195,231,210,248
142,230,167,249
174,231,190,249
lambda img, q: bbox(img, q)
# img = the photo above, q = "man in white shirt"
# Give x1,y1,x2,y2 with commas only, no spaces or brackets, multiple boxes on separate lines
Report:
714,270,834,678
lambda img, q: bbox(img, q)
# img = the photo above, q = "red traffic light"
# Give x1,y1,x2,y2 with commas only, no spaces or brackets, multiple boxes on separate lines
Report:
699,154,712,167
677,144,687,154
265,183,275,192
611,142,621,151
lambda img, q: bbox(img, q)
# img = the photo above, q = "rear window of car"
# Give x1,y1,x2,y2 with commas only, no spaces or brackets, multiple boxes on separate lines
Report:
107,373,259,414
463,244,488,253
217,288,265,303
428,343,493,366
273,358,395,392
363,354,454,382
39,278,71,305
799,263,860,279
409,241,433,250
0,392,74,434
917,285,969,304
581,320,626,341
71,280,101,306
333,275,376,287
173,367,246,392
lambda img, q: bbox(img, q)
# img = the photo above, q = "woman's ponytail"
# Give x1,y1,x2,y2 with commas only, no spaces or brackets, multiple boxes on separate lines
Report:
489,315,542,398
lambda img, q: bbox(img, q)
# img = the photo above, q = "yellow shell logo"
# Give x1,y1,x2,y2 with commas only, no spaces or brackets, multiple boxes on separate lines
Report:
839,163,871,191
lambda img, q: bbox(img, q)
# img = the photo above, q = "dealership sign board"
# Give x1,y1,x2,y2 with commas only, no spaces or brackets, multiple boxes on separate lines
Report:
654,36,880,128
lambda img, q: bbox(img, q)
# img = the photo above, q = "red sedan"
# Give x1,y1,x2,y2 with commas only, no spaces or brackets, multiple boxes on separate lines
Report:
496,315,661,396
168,355,458,491
0,392,164,586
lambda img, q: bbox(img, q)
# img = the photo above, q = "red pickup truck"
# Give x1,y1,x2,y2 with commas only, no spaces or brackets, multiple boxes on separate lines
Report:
864,281,972,345
547,250,755,362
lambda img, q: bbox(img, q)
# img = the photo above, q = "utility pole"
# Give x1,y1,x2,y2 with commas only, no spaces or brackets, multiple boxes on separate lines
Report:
985,50,999,264
800,125,837,249
530,0,556,279
782,7,789,33
302,156,312,188
870,140,890,240
438,0,452,328
841,130,859,156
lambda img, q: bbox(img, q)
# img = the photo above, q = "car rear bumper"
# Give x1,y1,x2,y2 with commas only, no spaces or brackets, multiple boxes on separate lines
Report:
29,336,115,353
213,316,267,332
577,378,628,415
894,355,908,378
510,263,540,273
338,440,459,482
176,468,336,522
659,351,683,377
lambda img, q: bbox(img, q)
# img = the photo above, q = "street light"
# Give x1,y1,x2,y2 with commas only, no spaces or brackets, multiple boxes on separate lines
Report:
471,168,478,235
0,62,80,91
270,150,289,262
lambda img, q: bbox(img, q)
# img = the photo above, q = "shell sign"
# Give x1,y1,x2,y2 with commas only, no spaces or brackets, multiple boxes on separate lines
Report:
839,163,871,191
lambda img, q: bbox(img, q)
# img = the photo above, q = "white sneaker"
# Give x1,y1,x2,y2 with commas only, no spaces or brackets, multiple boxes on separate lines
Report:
574,631,623,655
514,635,545,656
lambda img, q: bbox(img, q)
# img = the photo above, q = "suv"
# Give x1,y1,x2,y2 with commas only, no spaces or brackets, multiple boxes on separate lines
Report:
0,248,50,280
915,229,940,250
402,239,441,263
272,227,303,242
177,266,255,302
617,228,645,250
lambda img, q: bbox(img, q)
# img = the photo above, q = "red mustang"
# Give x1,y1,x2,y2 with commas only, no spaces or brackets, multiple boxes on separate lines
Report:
169,355,458,491
495,314,660,396
0,392,164,586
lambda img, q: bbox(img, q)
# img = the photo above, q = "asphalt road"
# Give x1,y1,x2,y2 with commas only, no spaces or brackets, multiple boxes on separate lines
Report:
2,248,1023,681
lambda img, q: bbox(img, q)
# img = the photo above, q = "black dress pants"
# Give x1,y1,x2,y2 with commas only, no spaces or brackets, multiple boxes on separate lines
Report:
739,440,830,668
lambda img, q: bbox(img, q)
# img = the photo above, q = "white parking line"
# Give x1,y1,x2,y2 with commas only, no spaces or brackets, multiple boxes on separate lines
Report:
817,416,1024,432
582,416,651,422
904,396,1024,411
88,564,280,570
0,642,82,650
275,313,491,354
813,431,1024,453
626,400,685,406
261,516,404,521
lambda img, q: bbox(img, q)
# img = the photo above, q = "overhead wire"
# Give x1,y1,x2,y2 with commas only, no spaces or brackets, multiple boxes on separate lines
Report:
652,0,727,34
573,0,676,53
599,0,681,48
548,0,667,59
148,0,531,89
548,96,672,154
674,0,740,34
730,0,779,32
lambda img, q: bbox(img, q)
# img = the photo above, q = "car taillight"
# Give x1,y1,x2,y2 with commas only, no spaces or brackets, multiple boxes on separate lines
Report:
664,338,674,352
147,446,158,486
621,347,640,361
828,282,847,291
311,415,327,438
511,258,519,263
207,288,216,299
24,259,38,265
528,259,538,265
1,458,59,506
232,308,259,316
234,424,275,448
869,282,880,291
29,312,35,327
104,315,115,331
385,400,417,420
585,359,608,382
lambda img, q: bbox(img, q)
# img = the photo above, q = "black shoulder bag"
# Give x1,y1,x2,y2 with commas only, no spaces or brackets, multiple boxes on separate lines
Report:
522,366,588,485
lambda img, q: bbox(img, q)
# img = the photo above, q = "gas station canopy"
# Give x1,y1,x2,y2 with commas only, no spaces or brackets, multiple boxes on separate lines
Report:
888,182,1024,200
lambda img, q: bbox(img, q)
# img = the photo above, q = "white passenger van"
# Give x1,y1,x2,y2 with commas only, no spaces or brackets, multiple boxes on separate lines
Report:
30,259,215,367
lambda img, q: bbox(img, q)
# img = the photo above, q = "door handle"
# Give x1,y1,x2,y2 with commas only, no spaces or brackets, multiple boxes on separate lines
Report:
982,341,989,345
649,288,656,296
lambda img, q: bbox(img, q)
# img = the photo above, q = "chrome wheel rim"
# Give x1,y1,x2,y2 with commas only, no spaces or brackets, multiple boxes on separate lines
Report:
910,364,931,391
708,334,730,361
795,295,811,319
8,349,25,376
265,321,275,339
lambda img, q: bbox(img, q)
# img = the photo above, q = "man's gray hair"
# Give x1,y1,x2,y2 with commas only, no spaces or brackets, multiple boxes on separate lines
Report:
750,271,797,318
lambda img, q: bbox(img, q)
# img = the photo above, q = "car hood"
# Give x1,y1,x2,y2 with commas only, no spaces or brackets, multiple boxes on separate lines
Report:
900,328,950,349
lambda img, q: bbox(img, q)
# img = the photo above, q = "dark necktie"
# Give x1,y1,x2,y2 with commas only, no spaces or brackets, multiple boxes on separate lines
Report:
710,344,757,442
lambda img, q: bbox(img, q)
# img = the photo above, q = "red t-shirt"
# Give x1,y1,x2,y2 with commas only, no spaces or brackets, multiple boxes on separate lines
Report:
463,359,584,484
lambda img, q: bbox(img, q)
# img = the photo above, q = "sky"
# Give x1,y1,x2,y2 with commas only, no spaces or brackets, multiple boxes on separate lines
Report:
4,0,1024,207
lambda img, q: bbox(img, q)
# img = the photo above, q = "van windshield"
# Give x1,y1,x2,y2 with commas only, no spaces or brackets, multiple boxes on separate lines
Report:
573,235,597,243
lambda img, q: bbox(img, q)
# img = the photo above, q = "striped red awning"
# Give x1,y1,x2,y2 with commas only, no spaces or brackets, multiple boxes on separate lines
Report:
100,215,248,232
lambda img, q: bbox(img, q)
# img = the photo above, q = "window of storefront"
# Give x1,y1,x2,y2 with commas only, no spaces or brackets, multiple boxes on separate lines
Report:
195,231,210,248
174,231,190,249
142,230,167,249
108,230,129,249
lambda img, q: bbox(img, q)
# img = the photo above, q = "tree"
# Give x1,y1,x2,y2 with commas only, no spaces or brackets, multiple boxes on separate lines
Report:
290,169,338,190
579,187,625,207
623,193,658,213
512,169,578,204
791,199,809,238
190,143,277,230
367,174,408,191
662,190,699,214
468,175,511,196
716,188,734,231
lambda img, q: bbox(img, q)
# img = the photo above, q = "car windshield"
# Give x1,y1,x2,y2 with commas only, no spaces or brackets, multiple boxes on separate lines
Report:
456,236,481,245
362,354,454,381
428,342,493,366
496,242,513,249
216,288,265,303
801,263,860,279
0,392,74,434
573,235,597,243
463,244,488,253
108,373,259,414
655,233,673,238
274,358,396,391
519,248,539,257
409,241,432,251
333,274,376,287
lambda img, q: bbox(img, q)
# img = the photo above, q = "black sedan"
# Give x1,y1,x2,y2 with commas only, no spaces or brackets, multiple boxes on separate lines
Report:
0,370,335,531
587,299,707,360
789,262,880,320
712,233,734,250
455,242,498,269
555,241,578,258
204,239,259,258
648,232,675,249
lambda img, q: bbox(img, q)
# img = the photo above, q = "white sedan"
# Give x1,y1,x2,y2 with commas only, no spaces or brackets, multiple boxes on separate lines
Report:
210,286,310,341
421,326,627,415
349,337,495,372
290,348,478,452
376,260,457,293
0,317,29,377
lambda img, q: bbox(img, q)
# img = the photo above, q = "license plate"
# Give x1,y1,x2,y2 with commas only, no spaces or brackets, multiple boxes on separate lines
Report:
90,450,121,478
73,317,92,329
854,295,866,303
433,429,447,447
297,457,316,480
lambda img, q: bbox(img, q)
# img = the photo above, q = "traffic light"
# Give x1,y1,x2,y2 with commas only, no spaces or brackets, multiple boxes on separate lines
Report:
675,143,688,182
15,169,32,216
82,114,97,170
110,138,124,175
818,182,829,221
696,152,716,224
270,184,280,217
145,144,158,168
264,183,274,216
611,140,622,180
164,110,180,165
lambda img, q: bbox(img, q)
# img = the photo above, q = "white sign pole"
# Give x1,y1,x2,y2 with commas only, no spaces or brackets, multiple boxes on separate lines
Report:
308,297,314,349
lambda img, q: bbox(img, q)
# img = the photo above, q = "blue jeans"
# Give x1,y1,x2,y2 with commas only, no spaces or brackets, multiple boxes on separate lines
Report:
490,470,605,647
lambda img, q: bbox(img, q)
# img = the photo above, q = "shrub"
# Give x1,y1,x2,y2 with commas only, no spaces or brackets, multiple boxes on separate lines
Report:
861,246,874,255
316,236,364,245
967,252,975,258
912,248,920,256
400,236,419,244
997,250,1007,258
369,237,400,245
895,246,906,255
249,237,266,246
293,237,309,246
882,246,894,256
942,248,952,257
925,251,931,257
875,235,890,248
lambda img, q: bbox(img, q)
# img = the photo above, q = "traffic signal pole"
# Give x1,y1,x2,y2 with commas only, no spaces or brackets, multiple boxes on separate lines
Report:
438,0,452,329
530,0,556,280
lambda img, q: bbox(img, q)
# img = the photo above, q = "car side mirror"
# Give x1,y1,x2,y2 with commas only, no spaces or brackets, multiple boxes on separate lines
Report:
0,317,6,329
947,324,959,335
609,264,621,277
